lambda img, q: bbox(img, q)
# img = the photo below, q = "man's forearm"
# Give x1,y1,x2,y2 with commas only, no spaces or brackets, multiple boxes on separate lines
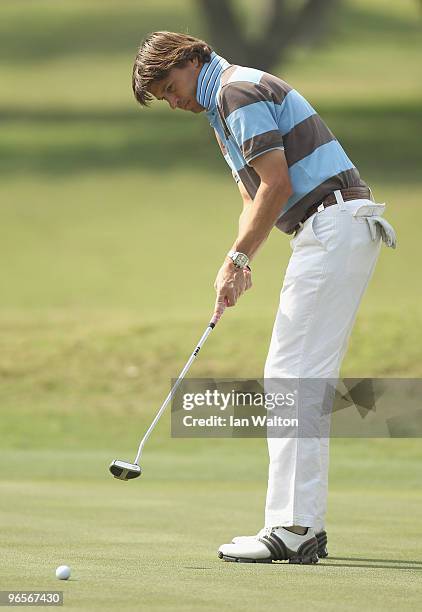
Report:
231,182,291,261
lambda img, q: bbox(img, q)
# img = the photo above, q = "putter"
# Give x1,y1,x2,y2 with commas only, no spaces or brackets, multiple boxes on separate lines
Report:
109,307,225,481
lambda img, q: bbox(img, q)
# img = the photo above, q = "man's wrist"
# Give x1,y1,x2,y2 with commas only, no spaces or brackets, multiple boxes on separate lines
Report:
224,257,251,272
224,256,252,272
227,250,250,269
224,256,238,271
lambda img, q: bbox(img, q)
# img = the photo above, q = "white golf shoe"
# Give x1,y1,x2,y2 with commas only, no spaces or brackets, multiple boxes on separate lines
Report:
231,528,328,558
218,527,319,564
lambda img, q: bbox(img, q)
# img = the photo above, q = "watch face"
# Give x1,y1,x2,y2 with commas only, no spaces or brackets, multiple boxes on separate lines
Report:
234,252,248,268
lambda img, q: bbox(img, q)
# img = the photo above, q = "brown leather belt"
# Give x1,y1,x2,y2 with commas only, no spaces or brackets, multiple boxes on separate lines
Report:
293,186,372,233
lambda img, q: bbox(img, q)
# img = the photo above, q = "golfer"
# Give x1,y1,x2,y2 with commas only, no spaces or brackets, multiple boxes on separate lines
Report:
132,32,396,564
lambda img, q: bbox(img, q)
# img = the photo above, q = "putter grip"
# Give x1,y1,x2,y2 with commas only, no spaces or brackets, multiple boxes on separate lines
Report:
210,308,225,327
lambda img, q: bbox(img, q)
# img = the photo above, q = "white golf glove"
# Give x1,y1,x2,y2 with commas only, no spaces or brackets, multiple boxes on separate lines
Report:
352,202,397,249
366,216,397,249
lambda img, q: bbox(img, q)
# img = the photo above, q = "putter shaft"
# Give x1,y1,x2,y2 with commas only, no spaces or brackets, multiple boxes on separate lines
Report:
133,312,223,465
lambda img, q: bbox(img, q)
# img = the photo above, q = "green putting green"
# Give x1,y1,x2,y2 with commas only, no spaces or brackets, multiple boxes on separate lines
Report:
1,442,421,611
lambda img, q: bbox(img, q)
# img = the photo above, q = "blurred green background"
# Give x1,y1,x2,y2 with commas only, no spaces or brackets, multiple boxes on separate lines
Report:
0,1,421,610
1,0,421,444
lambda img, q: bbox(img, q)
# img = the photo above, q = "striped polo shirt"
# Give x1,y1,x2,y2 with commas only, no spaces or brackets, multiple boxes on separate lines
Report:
196,52,367,234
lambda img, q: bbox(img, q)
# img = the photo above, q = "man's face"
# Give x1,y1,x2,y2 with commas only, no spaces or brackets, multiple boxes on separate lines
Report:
148,57,205,113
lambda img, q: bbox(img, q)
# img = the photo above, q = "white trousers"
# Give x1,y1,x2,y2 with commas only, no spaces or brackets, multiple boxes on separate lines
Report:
264,191,384,531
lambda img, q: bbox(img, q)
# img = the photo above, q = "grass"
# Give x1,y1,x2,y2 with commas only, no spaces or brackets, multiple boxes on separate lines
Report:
1,444,422,611
0,0,421,609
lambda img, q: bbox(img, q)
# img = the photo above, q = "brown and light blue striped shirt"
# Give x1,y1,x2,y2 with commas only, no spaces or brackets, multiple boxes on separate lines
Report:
196,53,367,234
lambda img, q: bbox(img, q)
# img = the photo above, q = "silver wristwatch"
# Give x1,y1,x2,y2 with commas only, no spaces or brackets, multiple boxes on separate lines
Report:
227,250,249,269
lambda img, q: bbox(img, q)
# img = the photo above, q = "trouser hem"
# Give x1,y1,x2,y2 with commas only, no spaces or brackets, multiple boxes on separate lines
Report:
265,514,316,528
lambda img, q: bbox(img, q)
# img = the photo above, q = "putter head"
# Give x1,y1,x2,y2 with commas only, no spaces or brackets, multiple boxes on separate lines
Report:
109,459,142,481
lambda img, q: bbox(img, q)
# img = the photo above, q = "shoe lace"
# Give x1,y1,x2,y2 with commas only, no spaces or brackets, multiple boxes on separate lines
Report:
256,527,274,539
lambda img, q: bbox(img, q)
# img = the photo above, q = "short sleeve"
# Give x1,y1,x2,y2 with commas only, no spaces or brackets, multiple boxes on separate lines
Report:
219,82,284,164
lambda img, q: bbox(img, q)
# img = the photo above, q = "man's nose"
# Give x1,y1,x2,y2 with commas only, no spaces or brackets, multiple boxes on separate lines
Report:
168,94,179,110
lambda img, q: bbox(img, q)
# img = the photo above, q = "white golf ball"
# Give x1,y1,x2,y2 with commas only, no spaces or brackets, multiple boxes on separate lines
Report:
55,565,71,580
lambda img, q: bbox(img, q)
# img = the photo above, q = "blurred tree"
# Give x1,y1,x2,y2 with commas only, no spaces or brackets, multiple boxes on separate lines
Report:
197,0,340,71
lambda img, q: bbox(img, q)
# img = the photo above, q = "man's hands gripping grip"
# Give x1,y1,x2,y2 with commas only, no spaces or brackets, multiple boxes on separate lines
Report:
213,261,252,320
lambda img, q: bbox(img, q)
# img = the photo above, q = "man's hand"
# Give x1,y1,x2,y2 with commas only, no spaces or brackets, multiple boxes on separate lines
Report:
213,260,252,319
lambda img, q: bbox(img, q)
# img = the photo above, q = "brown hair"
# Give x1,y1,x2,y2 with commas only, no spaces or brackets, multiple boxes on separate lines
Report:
132,31,213,107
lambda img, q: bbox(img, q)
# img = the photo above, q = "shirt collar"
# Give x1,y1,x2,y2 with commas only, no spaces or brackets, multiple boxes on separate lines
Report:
196,51,230,113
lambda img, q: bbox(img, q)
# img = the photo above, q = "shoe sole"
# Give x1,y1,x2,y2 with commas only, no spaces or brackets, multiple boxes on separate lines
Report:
217,551,319,565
